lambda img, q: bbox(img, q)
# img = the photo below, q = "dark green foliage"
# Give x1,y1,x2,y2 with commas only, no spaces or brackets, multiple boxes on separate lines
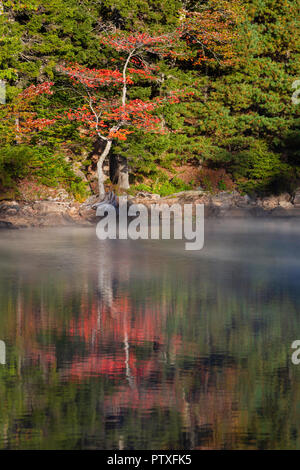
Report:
183,0,300,193
0,145,88,198
0,0,299,197
0,146,32,188
134,177,192,197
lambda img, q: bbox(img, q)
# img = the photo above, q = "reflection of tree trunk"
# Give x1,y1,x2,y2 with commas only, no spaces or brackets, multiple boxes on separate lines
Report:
124,329,135,389
97,246,136,389
16,282,23,377
118,435,124,450
98,262,114,314
182,391,196,449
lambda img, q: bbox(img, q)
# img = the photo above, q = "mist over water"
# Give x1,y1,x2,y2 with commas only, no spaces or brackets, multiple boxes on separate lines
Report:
0,220,300,449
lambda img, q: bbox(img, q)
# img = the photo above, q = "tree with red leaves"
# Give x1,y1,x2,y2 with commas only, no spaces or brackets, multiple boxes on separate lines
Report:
55,4,240,196
58,30,186,195
0,82,55,146
5,4,237,196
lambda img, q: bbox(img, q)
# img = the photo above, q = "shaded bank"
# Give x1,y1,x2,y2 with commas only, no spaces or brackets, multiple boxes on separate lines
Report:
1,190,300,229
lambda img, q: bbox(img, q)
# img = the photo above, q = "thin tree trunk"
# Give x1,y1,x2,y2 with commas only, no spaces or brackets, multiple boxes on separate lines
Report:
97,140,112,197
117,156,130,190
114,49,134,191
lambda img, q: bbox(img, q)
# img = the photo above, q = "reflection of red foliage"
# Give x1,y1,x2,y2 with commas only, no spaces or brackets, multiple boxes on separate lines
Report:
30,348,56,367
66,296,164,381
67,353,134,379
14,284,179,389
12,282,239,448
68,296,164,346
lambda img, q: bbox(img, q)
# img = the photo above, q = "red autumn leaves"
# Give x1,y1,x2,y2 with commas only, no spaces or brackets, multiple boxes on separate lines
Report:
2,82,56,140
56,31,187,141
178,7,240,65
9,5,238,142
19,82,54,100
58,64,126,87
100,31,172,53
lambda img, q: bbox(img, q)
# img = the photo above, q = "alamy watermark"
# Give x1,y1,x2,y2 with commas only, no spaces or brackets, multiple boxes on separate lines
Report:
292,80,300,105
0,80,6,105
0,340,5,365
95,197,204,251
291,340,300,365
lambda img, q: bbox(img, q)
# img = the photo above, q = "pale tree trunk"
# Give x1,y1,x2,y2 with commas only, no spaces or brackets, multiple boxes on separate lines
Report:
117,156,130,190
93,49,133,196
115,50,134,192
97,140,112,197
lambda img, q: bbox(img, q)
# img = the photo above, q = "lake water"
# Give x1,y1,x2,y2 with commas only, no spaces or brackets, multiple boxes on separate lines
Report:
0,220,300,450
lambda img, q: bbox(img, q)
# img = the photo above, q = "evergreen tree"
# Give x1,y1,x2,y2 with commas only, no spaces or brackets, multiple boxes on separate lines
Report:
0,0,299,197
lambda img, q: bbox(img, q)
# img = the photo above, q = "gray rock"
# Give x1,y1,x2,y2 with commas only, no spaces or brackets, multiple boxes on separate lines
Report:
278,200,293,209
78,205,97,223
136,192,161,200
37,213,76,227
261,196,279,210
293,190,300,207
5,208,19,216
211,192,235,209
278,192,292,203
0,201,20,214
174,190,204,198
236,194,252,208
0,220,18,229
81,195,99,207
33,201,68,215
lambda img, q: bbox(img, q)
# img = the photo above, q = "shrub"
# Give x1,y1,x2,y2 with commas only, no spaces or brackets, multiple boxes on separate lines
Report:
0,145,89,200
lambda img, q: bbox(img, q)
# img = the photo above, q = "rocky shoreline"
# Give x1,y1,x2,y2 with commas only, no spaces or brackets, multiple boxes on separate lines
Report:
1,189,300,229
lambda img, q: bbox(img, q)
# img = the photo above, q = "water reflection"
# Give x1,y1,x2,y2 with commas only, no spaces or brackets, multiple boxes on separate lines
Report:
0,221,300,449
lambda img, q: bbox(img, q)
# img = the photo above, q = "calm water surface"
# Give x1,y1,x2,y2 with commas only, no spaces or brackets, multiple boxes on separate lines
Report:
0,220,300,450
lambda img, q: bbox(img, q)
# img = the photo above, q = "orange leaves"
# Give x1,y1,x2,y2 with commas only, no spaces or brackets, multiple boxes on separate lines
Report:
17,83,55,133
58,92,184,140
21,118,56,132
100,32,171,53
177,5,242,66
127,68,156,81
108,129,133,141
53,27,198,143
58,64,126,88
59,98,162,138
19,82,54,101
56,43,188,141
2,82,56,143
97,6,240,69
